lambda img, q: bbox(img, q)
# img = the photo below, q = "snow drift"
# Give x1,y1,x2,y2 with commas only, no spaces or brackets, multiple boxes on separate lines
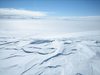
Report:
0,19,100,75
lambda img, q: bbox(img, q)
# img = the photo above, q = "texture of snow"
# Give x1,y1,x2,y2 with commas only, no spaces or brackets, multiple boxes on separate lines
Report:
0,30,100,75
0,19,100,75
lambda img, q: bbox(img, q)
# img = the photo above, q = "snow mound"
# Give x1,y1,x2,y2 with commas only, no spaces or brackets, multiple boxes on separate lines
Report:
0,31,100,75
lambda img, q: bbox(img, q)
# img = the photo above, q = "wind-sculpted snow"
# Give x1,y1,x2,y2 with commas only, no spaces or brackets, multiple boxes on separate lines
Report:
0,34,100,75
30,40,54,44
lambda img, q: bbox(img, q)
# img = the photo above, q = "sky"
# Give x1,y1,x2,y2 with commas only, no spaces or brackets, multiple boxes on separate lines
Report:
0,0,100,36
0,0,100,20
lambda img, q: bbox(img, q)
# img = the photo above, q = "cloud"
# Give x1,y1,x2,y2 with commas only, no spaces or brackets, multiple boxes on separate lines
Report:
55,16,100,21
0,8,100,21
0,8,48,19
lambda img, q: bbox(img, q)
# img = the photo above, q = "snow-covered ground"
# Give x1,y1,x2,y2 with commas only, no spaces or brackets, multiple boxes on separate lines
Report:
0,19,100,75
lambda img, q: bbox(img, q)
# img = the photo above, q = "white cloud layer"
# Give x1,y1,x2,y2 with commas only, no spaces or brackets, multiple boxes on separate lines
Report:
0,8,47,18
55,16,100,21
0,8,100,21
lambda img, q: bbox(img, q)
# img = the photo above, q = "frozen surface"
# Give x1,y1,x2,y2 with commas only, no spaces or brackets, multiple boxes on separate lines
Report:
0,19,100,75
0,30,100,75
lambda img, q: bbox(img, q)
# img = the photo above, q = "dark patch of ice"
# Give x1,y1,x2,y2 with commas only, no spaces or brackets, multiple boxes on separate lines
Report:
96,52,100,57
28,47,42,49
76,73,82,75
38,71,45,75
46,65,61,68
21,48,34,53
95,40,100,43
37,52,49,55
33,47,42,49
30,40,53,44
48,48,55,49
22,48,53,55
64,42,71,44
71,49,77,51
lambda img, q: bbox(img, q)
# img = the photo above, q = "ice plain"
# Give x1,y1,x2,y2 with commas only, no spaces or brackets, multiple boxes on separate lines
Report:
0,19,100,75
